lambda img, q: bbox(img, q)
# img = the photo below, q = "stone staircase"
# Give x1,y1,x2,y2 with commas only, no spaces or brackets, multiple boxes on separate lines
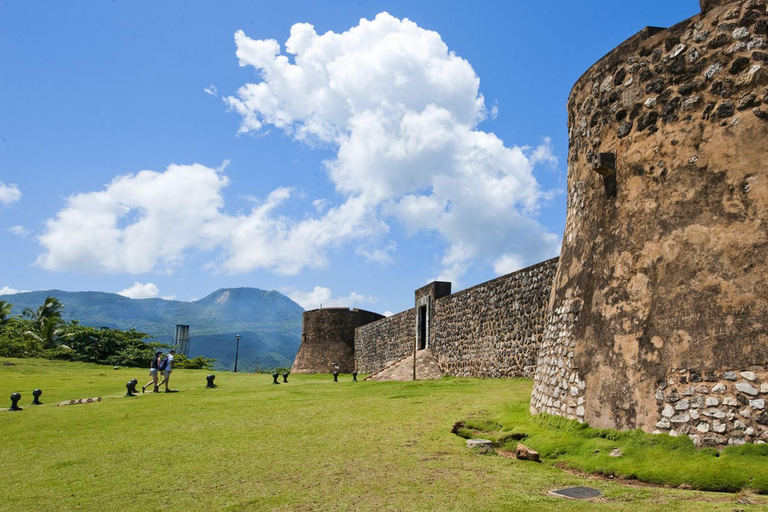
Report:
365,349,443,381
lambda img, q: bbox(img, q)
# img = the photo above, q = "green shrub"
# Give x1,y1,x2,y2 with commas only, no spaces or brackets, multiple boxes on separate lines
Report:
174,354,217,370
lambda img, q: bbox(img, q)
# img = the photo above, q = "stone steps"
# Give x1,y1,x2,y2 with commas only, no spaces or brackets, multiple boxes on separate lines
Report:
365,349,443,381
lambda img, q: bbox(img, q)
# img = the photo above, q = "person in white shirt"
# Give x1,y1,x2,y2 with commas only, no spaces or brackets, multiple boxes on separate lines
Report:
157,350,175,392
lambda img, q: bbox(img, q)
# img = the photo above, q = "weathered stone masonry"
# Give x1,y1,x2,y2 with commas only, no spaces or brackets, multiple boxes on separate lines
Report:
531,0,768,447
354,308,415,374
354,258,558,378
291,308,383,374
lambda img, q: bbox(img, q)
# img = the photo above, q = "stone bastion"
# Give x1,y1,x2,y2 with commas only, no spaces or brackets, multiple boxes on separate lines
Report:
290,308,384,374
530,0,768,447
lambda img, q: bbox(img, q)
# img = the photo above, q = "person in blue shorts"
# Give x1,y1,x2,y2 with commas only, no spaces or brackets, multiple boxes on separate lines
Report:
142,351,163,393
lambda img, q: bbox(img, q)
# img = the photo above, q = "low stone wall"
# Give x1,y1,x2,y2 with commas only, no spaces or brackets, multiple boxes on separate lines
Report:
431,258,558,378
354,308,415,373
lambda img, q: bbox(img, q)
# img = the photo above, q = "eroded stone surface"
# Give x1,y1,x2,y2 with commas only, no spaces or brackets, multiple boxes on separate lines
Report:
531,0,768,448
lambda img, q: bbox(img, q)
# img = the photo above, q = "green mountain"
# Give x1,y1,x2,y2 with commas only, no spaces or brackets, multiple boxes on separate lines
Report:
2,288,304,371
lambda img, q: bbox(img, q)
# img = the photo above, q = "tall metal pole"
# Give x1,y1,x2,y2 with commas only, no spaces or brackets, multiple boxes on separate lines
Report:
234,334,241,373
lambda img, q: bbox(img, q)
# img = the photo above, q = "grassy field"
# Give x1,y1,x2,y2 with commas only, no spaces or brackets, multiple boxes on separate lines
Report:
0,358,764,511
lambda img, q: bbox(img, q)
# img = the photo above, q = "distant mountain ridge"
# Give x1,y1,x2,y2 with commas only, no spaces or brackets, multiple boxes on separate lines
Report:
2,288,304,371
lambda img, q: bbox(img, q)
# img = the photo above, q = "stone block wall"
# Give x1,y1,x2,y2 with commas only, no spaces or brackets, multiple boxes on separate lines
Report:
430,258,558,378
354,308,415,373
354,257,558,377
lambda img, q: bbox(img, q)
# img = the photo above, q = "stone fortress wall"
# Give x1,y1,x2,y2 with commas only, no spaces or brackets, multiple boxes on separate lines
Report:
354,258,558,378
354,308,415,373
531,0,768,447
291,308,384,374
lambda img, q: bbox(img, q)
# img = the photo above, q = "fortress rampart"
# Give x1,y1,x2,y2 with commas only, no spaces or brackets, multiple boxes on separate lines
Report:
291,308,383,373
354,258,558,377
531,0,768,446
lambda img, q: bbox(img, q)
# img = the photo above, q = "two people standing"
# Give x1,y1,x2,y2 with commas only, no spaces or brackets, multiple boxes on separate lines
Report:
141,349,175,393
157,349,175,392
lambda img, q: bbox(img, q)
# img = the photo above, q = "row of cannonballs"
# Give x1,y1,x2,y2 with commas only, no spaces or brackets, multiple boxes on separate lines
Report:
9,370,361,409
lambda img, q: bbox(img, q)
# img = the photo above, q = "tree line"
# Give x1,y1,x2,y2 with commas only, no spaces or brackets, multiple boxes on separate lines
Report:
0,297,215,369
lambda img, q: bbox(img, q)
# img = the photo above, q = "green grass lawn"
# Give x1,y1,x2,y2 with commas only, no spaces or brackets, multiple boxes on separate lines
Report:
0,358,764,511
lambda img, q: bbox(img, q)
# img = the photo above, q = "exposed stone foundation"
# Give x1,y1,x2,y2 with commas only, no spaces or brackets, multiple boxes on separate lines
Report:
530,297,586,421
654,368,768,446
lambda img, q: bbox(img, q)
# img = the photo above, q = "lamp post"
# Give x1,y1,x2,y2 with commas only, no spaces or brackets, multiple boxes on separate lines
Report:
234,334,241,373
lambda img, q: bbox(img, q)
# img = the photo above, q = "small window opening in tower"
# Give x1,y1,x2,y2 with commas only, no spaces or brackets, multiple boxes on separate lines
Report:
593,152,618,198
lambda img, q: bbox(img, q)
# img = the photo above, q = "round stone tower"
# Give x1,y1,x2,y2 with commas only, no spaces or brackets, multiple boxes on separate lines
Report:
291,308,384,374
531,0,768,446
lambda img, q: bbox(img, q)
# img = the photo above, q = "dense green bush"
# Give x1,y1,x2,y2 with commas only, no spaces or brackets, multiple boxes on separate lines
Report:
0,318,43,358
0,297,218,369
173,353,216,370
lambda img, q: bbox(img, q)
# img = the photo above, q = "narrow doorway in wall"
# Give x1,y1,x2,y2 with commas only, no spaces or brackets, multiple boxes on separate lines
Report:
418,305,427,350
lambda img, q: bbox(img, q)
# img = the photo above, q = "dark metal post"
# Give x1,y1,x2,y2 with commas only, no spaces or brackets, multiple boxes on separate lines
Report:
272,372,280,384
206,374,216,388
282,372,289,383
32,389,43,405
234,334,241,373
9,393,22,411
352,371,358,382
126,381,135,396
333,371,339,382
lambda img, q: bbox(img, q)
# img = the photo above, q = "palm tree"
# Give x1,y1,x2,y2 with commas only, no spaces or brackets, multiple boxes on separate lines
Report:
0,300,13,327
23,296,68,349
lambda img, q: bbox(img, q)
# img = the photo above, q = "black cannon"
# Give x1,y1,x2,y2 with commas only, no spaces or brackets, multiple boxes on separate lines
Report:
126,380,138,396
9,392,22,411
32,389,43,405
206,374,216,388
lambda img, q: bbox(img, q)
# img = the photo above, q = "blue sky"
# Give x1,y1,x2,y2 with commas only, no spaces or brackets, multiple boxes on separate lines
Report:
0,0,699,315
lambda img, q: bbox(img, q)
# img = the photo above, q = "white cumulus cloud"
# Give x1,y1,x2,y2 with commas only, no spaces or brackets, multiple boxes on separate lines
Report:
36,13,559,281
288,286,377,310
0,182,21,206
117,282,160,299
226,12,559,280
37,163,230,274
0,286,27,295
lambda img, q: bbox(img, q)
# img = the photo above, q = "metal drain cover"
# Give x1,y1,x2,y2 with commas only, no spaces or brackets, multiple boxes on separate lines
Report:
549,486,602,500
